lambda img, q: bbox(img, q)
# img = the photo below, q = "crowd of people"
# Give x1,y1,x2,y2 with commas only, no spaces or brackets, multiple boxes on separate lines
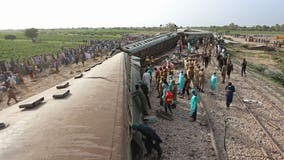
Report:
0,39,123,104
132,35,248,159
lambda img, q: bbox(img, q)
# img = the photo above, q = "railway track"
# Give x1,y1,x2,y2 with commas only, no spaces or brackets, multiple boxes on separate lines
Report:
235,74,284,159
211,54,284,159
197,91,224,160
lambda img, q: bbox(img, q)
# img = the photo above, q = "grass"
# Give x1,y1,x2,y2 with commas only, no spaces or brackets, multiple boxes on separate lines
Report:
0,39,82,60
0,28,162,60
247,63,267,73
248,63,284,86
226,43,284,86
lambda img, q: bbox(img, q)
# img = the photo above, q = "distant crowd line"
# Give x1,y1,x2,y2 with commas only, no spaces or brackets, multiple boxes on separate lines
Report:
0,35,149,103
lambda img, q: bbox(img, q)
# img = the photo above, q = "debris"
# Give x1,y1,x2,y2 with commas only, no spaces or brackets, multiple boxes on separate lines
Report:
243,99,262,105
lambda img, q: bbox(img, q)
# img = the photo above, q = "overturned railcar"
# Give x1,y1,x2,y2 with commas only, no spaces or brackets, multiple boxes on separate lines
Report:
121,32,178,62
178,30,214,40
0,32,178,160
0,53,132,160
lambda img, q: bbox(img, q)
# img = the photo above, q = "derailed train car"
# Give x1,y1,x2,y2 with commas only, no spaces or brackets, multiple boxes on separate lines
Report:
0,53,132,160
0,33,179,160
121,32,178,63
178,30,214,44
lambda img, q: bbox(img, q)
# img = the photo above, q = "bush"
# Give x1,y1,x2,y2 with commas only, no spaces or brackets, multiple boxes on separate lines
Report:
267,71,284,86
248,63,267,73
241,44,249,49
4,34,16,40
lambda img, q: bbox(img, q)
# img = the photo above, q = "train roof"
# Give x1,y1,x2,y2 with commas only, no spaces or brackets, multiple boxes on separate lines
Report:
121,32,177,53
0,52,129,160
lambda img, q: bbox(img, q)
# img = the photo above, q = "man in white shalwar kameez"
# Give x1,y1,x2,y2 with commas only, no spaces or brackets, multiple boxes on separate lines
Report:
142,69,151,92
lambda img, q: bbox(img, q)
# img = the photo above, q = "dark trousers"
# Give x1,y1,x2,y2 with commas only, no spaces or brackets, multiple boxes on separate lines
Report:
144,93,151,109
226,95,233,107
144,139,162,157
227,71,231,79
241,67,246,77
164,103,172,113
190,110,197,121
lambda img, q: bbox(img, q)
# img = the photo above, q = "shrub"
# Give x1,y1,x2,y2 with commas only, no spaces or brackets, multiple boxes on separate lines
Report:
4,34,16,40
241,44,249,48
267,71,284,86
248,63,267,73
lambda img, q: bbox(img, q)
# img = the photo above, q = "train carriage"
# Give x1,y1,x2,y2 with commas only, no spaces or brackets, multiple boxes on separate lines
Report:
0,53,131,160
0,32,180,160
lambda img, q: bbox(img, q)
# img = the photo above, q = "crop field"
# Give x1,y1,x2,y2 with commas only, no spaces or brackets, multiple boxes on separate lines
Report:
0,28,161,60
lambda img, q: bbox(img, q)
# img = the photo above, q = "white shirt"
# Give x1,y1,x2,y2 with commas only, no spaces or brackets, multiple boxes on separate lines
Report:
142,72,151,85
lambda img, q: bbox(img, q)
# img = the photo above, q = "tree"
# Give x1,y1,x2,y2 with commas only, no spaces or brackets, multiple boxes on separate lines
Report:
228,23,238,30
24,28,39,42
4,34,16,40
166,23,177,32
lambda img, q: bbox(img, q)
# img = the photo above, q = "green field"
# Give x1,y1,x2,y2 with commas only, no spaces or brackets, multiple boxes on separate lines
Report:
0,28,162,60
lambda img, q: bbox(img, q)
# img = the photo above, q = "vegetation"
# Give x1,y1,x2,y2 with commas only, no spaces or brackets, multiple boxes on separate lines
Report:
0,27,162,60
194,23,284,35
248,63,284,86
225,43,284,86
24,28,39,42
241,44,249,49
4,34,16,40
